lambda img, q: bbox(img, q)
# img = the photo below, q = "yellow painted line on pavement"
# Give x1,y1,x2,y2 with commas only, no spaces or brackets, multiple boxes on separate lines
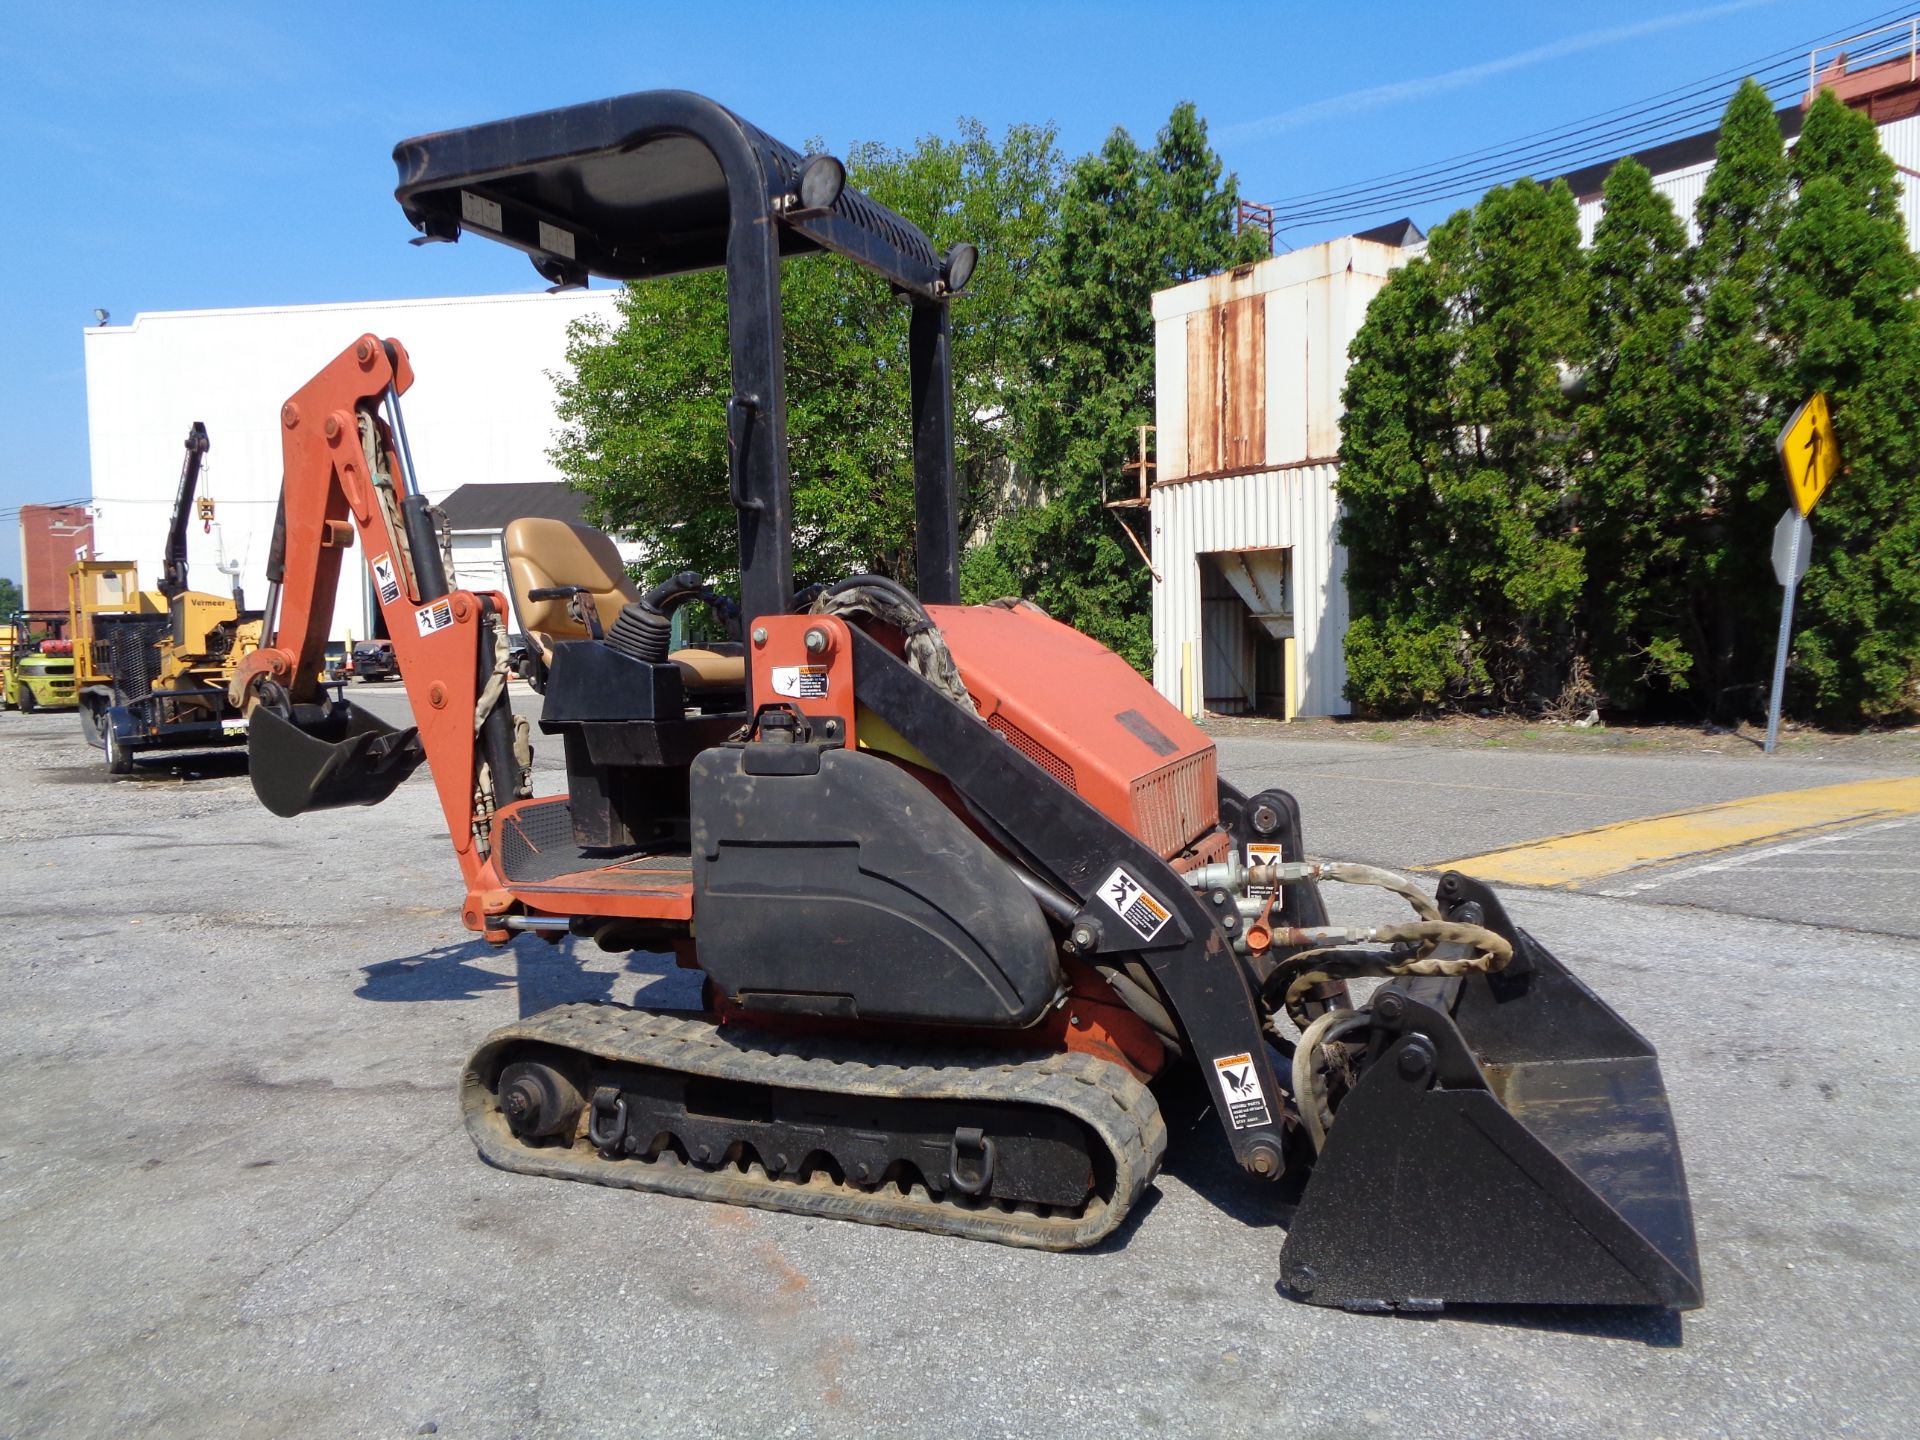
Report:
1426,775,1920,889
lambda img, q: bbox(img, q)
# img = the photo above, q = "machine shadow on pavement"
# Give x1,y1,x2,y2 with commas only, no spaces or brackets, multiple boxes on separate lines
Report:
356,935,703,1017
41,751,252,785
1386,1299,1686,1348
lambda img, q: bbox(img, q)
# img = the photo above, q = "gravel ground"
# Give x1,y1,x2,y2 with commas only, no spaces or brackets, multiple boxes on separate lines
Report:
1,707,1915,1438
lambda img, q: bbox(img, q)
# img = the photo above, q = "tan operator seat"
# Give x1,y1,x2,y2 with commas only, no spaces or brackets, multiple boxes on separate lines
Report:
501,517,745,691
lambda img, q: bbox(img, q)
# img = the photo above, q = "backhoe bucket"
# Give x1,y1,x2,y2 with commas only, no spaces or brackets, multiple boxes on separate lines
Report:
248,699,425,818
1280,873,1703,1313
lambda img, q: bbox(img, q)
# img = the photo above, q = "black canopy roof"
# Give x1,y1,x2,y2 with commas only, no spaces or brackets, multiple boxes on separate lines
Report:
393,90,946,298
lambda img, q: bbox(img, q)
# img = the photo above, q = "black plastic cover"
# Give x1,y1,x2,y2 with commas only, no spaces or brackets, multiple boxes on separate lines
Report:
539,640,686,724
690,744,1060,1027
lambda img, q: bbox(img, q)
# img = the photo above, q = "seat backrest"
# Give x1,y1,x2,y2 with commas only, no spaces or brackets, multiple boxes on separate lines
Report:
502,517,639,658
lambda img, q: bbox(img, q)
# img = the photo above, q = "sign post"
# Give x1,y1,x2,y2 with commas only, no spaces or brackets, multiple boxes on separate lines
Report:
1764,394,1840,754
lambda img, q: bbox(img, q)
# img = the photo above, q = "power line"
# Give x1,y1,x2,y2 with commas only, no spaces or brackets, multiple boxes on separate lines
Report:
0,500,92,521
1273,80,1799,227
1272,52,1807,221
1267,6,1904,211
1264,7,1910,231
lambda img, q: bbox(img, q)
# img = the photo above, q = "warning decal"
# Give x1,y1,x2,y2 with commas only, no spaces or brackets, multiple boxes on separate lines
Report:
460,190,503,231
371,553,400,607
1212,1052,1273,1130
1097,866,1172,942
1246,841,1284,898
415,599,454,637
771,664,829,699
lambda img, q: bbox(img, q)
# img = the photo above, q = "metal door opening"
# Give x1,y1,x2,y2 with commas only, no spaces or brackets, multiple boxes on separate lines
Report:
1198,548,1293,719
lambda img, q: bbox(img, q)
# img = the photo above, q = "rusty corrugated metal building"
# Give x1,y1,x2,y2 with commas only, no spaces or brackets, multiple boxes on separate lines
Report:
1148,228,1420,719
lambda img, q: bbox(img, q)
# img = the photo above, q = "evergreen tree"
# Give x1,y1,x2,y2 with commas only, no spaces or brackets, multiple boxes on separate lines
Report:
970,104,1262,670
1576,158,1695,706
1338,179,1590,709
1677,78,1792,715
1777,91,1920,719
1337,254,1471,706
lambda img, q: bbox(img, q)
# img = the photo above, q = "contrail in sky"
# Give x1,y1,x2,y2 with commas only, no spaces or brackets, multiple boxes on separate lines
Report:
1218,0,1776,144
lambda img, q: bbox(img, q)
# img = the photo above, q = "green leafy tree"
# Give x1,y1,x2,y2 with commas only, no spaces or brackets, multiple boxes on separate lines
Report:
0,576,20,616
969,104,1264,670
1339,179,1590,709
551,120,1063,590
1676,78,1793,714
1576,159,1695,706
1777,91,1920,719
1337,254,1471,706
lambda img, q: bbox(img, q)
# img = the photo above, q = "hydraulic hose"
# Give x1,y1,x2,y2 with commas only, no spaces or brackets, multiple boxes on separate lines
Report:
1292,1010,1372,1153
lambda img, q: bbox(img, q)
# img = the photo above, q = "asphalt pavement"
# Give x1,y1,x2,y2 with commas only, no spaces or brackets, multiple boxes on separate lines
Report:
2,698,1916,1438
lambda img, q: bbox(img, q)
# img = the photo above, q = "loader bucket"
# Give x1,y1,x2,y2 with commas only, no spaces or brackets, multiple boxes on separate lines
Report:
248,698,425,818
1279,873,1703,1313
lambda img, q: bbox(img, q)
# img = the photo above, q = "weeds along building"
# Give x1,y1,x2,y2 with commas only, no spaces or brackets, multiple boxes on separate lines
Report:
1148,28,1920,722
82,289,618,643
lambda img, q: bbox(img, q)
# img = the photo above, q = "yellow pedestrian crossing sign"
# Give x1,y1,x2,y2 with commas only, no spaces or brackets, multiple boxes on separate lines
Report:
1777,393,1839,515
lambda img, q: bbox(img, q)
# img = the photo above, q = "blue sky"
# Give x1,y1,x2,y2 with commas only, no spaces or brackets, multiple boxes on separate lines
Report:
0,0,1867,574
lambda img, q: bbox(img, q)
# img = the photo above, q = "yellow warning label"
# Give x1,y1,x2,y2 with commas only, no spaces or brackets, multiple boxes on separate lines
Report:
1098,866,1171,941
1212,1052,1272,1129
1777,392,1840,516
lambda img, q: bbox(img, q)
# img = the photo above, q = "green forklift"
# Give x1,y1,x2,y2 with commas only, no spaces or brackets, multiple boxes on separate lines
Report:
0,611,78,712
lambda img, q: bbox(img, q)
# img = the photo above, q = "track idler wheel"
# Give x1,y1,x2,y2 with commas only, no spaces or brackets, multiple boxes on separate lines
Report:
497,1060,585,1140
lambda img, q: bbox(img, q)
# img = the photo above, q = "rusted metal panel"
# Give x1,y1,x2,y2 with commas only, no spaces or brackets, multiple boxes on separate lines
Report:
1222,295,1266,472
1186,307,1220,478
1184,295,1266,479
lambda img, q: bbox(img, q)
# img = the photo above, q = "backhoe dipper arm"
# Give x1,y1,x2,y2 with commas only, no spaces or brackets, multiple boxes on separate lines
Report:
232,337,412,707
232,335,525,879
158,422,210,601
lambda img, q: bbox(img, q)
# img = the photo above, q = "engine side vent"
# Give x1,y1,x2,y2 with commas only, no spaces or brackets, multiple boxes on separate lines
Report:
1131,749,1217,859
988,712,1077,792
98,615,170,701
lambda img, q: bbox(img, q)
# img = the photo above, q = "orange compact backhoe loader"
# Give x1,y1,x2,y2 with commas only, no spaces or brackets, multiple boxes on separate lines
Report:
234,91,1701,1314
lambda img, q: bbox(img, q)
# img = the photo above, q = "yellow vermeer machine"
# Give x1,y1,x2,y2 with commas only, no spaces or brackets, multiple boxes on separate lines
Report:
72,423,262,774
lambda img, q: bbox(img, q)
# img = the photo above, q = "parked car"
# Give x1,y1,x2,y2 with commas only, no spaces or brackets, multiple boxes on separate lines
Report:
351,638,400,682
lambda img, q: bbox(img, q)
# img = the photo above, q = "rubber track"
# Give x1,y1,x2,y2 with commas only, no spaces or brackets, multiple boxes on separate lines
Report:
462,1003,1168,1250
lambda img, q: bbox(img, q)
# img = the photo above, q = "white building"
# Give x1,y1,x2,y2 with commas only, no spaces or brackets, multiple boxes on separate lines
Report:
82,288,619,641
1148,226,1421,720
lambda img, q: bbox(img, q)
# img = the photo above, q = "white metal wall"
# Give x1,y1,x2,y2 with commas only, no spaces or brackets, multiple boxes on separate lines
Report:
1877,112,1920,248
83,288,620,641
1577,112,1920,247
1576,158,1713,244
1151,464,1349,717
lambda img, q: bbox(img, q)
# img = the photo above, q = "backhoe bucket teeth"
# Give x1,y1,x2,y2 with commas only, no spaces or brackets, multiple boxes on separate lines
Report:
248,699,425,817
1280,873,1703,1313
